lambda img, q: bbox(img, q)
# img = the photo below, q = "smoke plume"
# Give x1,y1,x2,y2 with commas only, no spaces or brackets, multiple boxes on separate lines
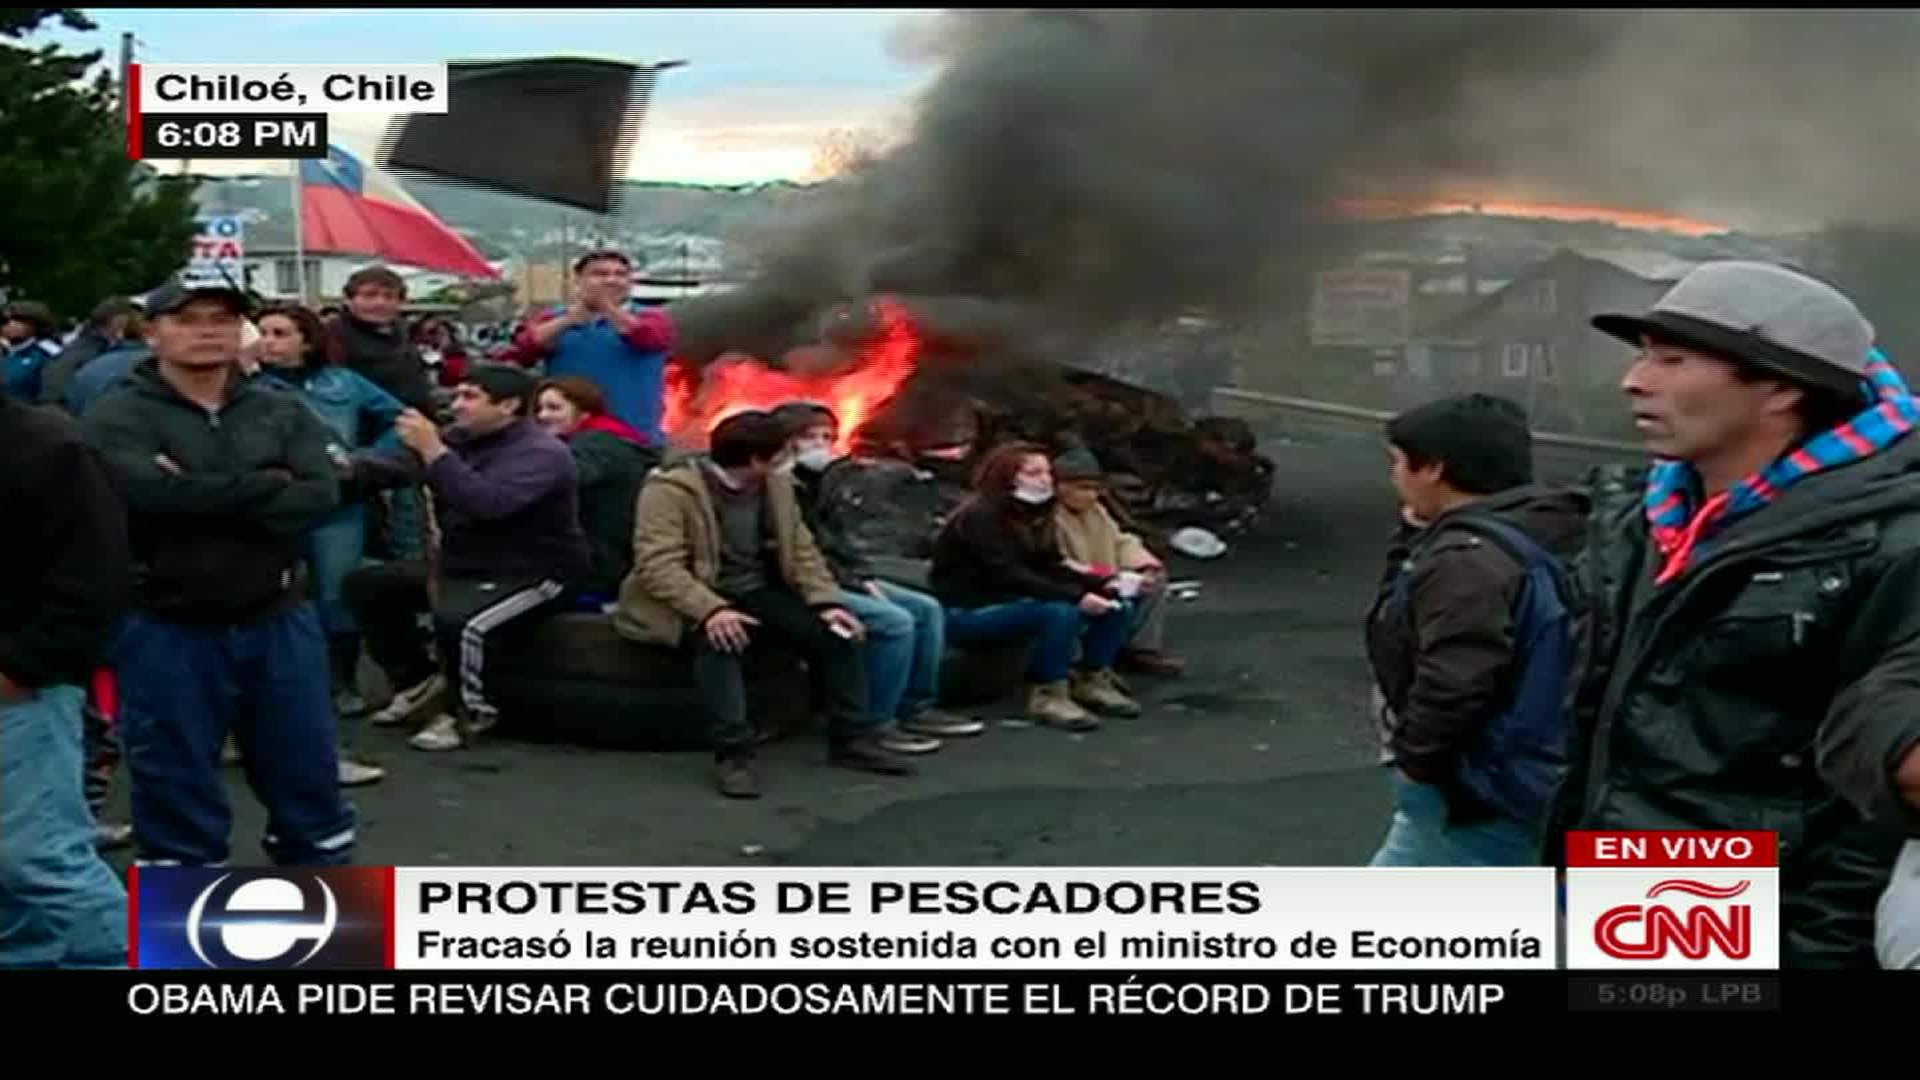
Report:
674,8,1920,362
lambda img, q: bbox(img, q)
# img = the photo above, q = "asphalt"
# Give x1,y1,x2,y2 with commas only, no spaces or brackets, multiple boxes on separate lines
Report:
101,424,1414,870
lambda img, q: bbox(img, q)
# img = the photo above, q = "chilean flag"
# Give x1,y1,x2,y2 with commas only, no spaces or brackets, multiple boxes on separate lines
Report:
299,143,499,279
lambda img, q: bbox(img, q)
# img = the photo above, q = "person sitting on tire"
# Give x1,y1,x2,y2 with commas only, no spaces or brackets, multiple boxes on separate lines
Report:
928,441,1139,730
343,364,590,752
771,401,986,752
613,410,913,798
533,375,660,607
1049,445,1187,677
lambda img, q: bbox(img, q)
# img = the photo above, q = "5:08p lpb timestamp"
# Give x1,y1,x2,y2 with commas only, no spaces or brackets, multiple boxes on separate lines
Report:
134,112,328,160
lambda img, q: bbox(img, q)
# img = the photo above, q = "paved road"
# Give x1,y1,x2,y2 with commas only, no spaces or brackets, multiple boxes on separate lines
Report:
104,427,1416,870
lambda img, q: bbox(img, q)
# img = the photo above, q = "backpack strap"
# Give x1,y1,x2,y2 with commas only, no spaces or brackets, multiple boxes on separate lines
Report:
1434,513,1576,614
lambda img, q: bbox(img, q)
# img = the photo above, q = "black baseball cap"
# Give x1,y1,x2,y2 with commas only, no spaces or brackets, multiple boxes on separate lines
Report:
142,281,252,318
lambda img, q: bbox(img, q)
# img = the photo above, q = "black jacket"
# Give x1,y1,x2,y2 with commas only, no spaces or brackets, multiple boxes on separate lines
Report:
791,459,876,589
82,359,341,624
929,493,1107,609
0,395,130,688
325,314,435,414
567,428,657,594
1364,486,1589,801
1548,436,1920,968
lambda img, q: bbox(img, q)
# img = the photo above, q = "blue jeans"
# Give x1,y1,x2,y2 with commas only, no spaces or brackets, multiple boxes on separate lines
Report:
114,605,356,867
306,504,368,638
1368,769,1538,867
0,685,128,968
384,486,427,561
838,581,946,723
944,597,1134,683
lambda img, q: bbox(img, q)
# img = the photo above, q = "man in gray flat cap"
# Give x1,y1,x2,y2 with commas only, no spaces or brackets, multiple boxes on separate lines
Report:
1544,260,1920,968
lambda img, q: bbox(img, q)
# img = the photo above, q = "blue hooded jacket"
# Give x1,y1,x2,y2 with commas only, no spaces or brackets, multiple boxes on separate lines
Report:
65,341,152,417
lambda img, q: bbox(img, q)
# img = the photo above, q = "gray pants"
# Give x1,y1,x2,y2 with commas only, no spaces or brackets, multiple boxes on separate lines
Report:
1879,839,1920,969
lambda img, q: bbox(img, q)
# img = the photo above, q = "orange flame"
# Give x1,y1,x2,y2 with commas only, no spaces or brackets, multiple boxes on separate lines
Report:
1333,197,1726,238
663,296,922,454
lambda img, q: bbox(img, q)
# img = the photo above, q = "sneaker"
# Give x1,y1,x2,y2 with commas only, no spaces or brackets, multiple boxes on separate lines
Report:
1027,681,1100,731
829,735,916,776
901,708,986,738
93,822,134,850
338,758,386,786
714,755,761,799
371,674,446,728
334,688,372,717
408,713,463,752
1070,668,1142,718
465,706,501,737
878,729,942,755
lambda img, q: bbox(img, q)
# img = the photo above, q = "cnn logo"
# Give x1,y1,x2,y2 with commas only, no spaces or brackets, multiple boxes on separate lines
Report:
1594,880,1751,961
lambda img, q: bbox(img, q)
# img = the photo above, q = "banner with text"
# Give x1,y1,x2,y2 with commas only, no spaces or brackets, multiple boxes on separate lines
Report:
129,866,1557,972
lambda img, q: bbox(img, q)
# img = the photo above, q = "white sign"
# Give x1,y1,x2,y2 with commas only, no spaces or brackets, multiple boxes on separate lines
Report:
139,64,448,114
388,867,1559,970
184,214,245,287
1311,269,1412,348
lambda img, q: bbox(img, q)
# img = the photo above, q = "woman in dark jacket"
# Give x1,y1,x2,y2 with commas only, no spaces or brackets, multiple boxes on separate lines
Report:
534,376,659,605
929,441,1139,729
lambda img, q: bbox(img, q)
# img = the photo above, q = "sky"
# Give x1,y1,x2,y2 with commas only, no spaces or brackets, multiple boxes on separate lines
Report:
45,7,938,184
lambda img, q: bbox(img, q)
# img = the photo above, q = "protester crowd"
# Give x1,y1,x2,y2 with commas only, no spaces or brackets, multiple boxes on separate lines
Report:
0,246,1187,967
5,250,1918,971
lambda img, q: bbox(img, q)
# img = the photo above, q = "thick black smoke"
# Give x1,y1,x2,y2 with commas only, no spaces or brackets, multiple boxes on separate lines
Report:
674,9,1920,363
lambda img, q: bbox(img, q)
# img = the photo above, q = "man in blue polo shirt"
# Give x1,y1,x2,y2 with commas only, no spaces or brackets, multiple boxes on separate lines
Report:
502,250,676,445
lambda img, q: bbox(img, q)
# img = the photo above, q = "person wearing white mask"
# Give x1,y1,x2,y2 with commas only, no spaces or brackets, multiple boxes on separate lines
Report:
929,441,1139,729
771,403,986,753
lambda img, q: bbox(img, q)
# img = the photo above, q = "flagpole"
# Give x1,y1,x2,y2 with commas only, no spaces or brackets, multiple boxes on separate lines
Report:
290,158,308,303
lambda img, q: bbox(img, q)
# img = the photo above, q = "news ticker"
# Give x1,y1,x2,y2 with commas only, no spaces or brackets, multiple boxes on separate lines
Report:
86,970,1797,1022
124,831,1779,974
125,63,448,160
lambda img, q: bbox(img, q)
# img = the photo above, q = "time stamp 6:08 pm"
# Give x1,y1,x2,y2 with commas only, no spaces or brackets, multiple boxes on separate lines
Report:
138,112,330,160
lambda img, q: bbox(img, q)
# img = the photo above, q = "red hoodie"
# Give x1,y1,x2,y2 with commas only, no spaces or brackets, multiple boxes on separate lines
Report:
573,413,648,447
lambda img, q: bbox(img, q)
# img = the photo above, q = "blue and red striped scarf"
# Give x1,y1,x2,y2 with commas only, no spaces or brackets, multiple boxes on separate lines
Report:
1645,348,1920,585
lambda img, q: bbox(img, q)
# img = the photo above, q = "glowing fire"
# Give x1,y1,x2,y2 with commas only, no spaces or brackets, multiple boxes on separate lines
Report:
663,296,922,453
1333,197,1727,238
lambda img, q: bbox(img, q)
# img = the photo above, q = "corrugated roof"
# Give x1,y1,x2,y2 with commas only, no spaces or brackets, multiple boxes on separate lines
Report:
1583,248,1702,282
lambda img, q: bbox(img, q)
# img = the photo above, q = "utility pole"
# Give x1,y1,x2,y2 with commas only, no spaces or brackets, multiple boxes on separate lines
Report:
118,31,132,117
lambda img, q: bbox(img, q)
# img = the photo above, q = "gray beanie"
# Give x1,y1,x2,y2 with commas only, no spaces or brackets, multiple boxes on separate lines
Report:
1053,446,1103,482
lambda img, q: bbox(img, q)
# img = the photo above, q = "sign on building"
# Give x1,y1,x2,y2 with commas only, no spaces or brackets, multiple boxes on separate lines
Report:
184,214,246,287
1310,269,1411,347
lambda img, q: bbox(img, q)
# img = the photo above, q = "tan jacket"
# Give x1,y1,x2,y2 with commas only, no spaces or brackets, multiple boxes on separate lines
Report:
1053,501,1155,572
612,458,841,647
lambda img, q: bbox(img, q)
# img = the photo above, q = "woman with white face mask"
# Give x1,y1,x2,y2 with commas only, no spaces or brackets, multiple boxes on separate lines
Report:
928,441,1140,730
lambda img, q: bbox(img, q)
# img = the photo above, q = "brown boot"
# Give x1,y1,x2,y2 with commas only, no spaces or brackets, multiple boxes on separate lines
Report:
1118,647,1186,677
1071,668,1142,718
1027,681,1099,731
